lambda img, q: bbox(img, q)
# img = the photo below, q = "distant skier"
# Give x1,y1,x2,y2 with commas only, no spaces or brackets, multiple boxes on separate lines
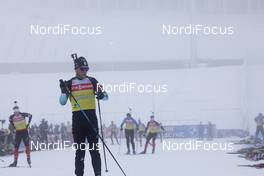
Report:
59,54,108,176
8,101,32,167
138,119,146,147
140,115,164,154
120,113,138,154
109,121,119,145
255,113,264,142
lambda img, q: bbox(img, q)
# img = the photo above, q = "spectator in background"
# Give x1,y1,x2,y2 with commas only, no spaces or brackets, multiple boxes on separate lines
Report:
39,119,49,144
198,122,204,140
47,124,54,143
66,121,73,142
61,123,67,142
158,122,165,143
54,124,60,142
0,128,7,156
255,113,264,143
207,121,214,141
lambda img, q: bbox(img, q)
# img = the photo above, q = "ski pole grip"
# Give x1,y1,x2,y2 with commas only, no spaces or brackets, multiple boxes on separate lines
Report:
60,79,70,95
59,79,64,84
60,79,67,88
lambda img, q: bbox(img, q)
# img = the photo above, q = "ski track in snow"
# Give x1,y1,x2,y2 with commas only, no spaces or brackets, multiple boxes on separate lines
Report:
0,138,263,176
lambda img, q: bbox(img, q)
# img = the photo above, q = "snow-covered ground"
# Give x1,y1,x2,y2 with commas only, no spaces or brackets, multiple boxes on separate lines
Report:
0,138,262,176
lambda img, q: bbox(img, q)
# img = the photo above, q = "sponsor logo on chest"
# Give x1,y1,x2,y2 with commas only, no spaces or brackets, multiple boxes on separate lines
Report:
72,78,93,91
13,114,25,122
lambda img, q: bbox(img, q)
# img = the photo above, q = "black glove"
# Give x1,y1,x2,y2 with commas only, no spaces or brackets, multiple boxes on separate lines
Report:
120,128,123,131
60,80,68,94
96,91,105,100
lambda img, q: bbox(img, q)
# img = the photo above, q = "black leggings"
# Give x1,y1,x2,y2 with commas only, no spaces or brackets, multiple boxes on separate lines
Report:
143,132,158,153
125,129,135,152
146,133,157,144
14,130,30,160
15,130,30,148
72,110,101,176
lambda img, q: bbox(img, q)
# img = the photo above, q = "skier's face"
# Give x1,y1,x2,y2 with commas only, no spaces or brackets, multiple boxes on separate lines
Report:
75,66,88,78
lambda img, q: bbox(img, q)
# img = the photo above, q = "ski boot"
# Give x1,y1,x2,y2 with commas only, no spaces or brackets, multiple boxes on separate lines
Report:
133,150,136,155
139,151,146,154
27,158,31,167
9,160,17,167
152,147,155,154
126,150,130,155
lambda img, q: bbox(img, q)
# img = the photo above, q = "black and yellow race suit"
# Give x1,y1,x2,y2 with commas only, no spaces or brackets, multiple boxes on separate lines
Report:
61,76,104,176
9,112,32,161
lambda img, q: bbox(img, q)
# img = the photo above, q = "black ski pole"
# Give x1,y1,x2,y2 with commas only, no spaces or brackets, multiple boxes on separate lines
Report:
97,100,109,172
60,80,127,176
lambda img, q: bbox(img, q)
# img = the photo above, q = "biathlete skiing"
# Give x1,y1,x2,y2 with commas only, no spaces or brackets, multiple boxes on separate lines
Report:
140,114,164,154
8,101,32,167
120,113,138,155
59,54,108,176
